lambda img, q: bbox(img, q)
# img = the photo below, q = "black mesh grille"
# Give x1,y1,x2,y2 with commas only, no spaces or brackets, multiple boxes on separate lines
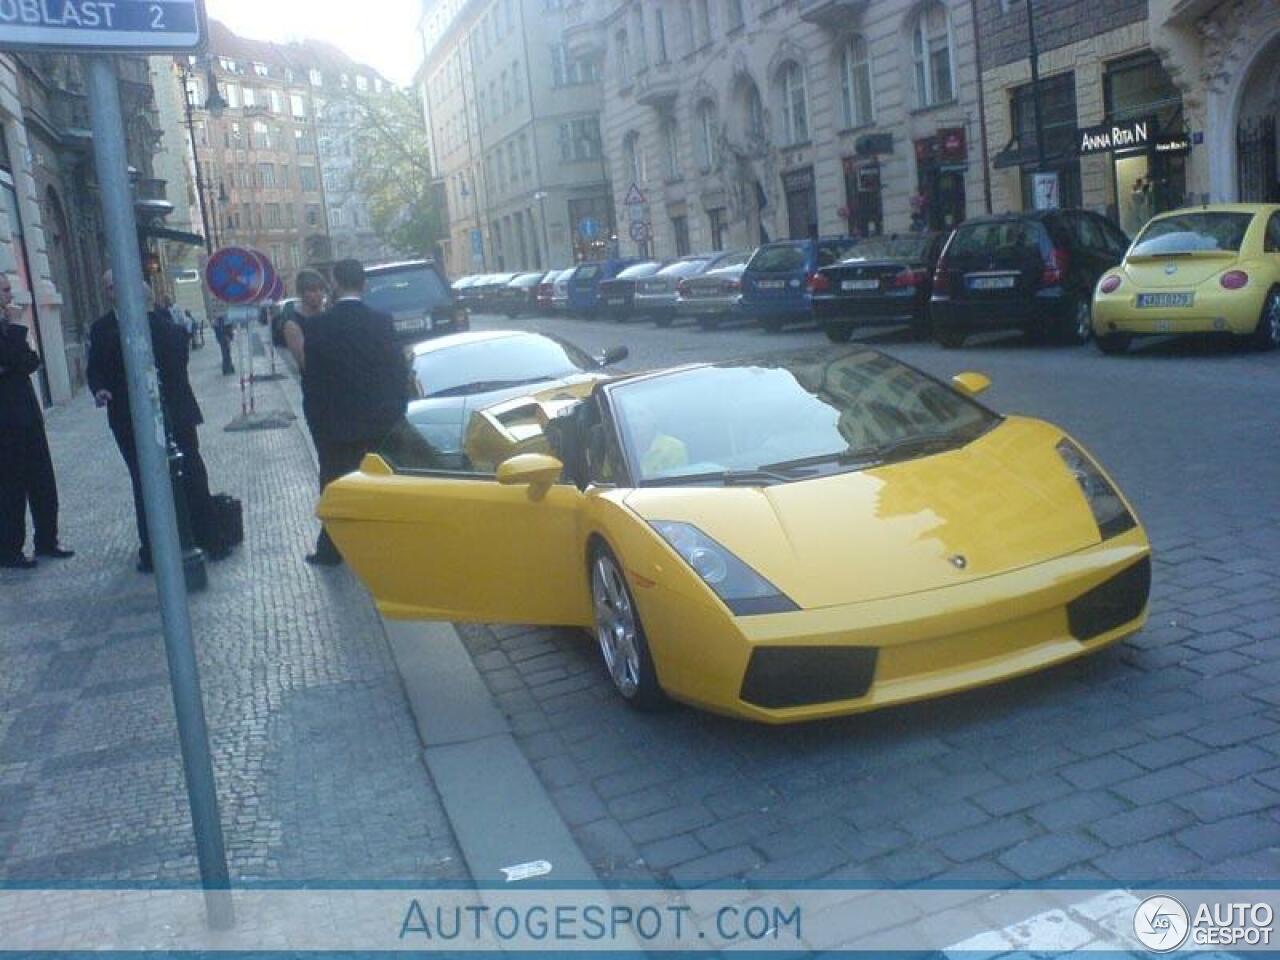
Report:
740,646,878,709
1067,556,1152,641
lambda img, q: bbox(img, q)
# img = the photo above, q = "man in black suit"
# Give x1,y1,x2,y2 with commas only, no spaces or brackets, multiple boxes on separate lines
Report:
303,259,408,566
87,271,217,573
0,276,73,569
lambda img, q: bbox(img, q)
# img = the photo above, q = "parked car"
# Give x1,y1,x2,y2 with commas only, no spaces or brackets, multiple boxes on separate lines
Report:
471,272,520,311
636,251,753,327
452,275,484,308
677,263,749,330
567,258,643,318
811,233,946,342
534,269,567,313
321,344,1151,723
740,236,860,331
494,272,547,317
930,210,1129,348
1092,203,1280,354
597,261,667,321
551,268,575,312
363,260,468,343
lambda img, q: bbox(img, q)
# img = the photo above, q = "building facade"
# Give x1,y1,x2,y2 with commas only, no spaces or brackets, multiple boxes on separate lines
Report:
418,0,612,276
580,0,987,260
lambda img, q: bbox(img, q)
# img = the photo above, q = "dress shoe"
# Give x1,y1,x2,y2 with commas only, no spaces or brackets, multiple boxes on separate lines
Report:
0,555,37,570
35,545,75,559
305,551,342,567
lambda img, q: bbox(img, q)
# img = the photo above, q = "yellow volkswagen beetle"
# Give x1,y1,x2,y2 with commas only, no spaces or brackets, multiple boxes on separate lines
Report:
1092,203,1280,353
320,346,1151,724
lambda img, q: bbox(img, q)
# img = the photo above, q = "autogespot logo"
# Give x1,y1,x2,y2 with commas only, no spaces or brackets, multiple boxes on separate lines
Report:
1135,896,1190,952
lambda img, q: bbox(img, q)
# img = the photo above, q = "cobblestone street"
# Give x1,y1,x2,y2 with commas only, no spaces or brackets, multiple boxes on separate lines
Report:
0,334,466,887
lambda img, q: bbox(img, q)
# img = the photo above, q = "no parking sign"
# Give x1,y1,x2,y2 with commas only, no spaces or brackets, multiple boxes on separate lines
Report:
205,247,268,303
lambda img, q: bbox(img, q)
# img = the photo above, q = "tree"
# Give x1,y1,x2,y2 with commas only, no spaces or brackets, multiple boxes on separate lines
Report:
336,87,444,258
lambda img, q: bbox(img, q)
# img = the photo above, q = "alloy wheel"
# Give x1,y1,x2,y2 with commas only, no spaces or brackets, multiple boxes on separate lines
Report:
1264,291,1280,349
592,552,640,698
1075,299,1093,343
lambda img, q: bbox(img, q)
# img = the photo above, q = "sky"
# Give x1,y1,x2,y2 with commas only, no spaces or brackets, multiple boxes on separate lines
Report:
205,0,424,85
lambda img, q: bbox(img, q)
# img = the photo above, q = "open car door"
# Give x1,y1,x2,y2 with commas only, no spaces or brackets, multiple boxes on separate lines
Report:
318,449,591,627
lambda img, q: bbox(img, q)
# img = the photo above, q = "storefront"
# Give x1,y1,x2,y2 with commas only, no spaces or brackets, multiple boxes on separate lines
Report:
913,127,967,230
842,150,884,238
1098,53,1187,236
782,165,818,241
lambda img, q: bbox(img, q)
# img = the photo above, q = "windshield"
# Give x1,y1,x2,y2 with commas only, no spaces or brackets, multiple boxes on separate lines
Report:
573,264,601,281
659,259,712,277
411,334,597,397
949,221,1042,257
365,266,451,313
841,234,934,261
610,348,998,485
708,250,752,270
616,262,662,279
748,244,808,272
1131,212,1254,255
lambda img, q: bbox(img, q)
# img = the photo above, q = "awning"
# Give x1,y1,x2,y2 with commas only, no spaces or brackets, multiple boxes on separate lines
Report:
141,225,205,246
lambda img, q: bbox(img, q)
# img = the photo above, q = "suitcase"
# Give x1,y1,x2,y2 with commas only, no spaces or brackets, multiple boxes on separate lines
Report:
209,493,243,548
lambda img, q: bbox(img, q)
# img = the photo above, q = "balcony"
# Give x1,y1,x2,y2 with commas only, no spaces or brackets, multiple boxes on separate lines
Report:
563,0,605,61
634,70,679,109
798,0,868,29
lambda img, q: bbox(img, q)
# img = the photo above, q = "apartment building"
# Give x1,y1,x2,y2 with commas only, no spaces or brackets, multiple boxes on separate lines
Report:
580,0,987,260
419,0,612,276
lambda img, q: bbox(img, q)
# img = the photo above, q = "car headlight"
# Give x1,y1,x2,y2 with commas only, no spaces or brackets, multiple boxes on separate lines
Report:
1056,439,1136,539
649,521,798,616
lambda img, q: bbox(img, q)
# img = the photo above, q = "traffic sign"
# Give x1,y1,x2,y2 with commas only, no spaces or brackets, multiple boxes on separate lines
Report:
629,220,651,243
0,0,207,53
250,249,278,303
578,217,600,240
206,246,268,304
265,275,285,302
627,203,645,223
623,182,646,206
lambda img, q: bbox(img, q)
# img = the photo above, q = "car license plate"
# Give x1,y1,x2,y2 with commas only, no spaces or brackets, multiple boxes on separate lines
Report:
842,279,879,291
968,276,1016,290
1137,292,1193,308
758,280,785,290
607,297,625,306
394,318,427,332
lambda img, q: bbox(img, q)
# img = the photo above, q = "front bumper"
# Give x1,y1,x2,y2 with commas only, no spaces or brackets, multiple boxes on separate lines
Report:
640,528,1151,723
1093,286,1265,337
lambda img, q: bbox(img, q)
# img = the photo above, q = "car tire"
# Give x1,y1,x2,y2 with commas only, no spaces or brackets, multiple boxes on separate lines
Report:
1062,297,1092,345
824,324,854,343
1095,332,1131,355
934,324,966,349
1251,287,1280,351
590,543,663,709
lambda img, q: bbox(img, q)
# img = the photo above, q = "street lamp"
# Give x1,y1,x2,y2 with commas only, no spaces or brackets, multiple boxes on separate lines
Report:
533,190,551,269
178,57,228,254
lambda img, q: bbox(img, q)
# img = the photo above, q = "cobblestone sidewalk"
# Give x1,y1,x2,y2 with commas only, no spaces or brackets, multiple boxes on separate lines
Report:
0,334,466,887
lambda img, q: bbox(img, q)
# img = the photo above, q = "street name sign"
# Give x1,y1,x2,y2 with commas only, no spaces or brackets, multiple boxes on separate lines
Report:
0,0,206,52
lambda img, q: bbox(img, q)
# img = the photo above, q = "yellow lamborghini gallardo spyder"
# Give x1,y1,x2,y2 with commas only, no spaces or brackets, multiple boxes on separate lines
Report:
319,346,1151,724
1092,203,1280,353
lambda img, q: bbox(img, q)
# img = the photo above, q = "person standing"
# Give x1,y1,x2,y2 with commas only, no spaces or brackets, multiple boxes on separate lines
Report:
303,259,408,566
87,271,218,572
212,311,235,375
0,275,73,569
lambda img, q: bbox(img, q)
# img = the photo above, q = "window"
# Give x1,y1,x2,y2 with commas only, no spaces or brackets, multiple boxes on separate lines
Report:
266,203,282,226
330,207,344,228
307,205,320,227
745,80,765,139
294,128,314,153
375,77,383,94
672,215,690,256
258,162,276,188
507,140,518,185
290,94,306,118
309,68,323,87
617,30,631,86
655,7,669,62
635,7,649,68
225,83,241,109
512,60,523,103
501,69,510,112
278,164,290,188
299,166,318,191
696,100,719,171
253,61,268,77
840,35,874,128
1011,73,1081,209
696,0,711,45
558,118,601,161
252,121,271,149
913,1,954,108
1267,213,1280,253
623,130,646,184
662,117,681,179
682,1,695,54
708,207,726,249
725,0,744,31
519,134,531,176
243,87,257,108
356,75,369,92
269,89,283,113
778,61,808,145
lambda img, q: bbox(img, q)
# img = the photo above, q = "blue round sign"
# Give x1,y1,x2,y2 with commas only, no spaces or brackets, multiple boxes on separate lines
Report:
206,246,267,304
578,217,600,241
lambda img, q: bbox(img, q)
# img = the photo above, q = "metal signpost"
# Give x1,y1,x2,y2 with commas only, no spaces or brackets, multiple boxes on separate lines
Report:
1,0,233,930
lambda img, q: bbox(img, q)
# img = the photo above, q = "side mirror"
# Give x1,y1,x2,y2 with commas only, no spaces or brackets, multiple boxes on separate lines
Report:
496,453,564,492
951,372,992,398
599,345,629,366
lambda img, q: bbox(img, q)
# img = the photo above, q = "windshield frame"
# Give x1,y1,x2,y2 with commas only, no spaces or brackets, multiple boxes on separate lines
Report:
600,348,1003,488
411,332,600,398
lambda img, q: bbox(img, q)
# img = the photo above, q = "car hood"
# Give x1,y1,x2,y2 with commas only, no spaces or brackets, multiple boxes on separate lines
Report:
622,417,1105,609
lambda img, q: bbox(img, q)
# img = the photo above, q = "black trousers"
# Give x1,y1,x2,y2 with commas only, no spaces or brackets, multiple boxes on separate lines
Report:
313,435,376,561
112,422,213,563
216,332,234,374
0,422,59,559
